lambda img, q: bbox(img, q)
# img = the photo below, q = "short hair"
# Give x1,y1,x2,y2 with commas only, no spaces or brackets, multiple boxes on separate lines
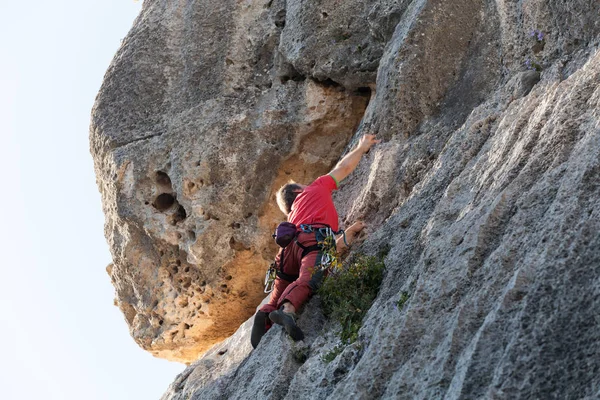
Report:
276,181,303,216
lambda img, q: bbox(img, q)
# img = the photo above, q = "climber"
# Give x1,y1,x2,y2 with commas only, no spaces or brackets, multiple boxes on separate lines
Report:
251,134,380,348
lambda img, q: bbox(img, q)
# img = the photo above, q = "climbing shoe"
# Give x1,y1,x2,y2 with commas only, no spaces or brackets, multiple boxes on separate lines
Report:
269,309,304,341
251,311,269,349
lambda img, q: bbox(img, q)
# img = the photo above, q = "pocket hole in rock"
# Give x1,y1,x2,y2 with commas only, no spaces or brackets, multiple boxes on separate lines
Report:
173,205,188,223
153,193,175,211
156,171,172,187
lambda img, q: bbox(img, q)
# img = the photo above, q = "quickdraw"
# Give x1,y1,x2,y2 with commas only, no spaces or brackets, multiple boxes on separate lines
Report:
300,224,347,272
264,264,277,293
317,229,339,272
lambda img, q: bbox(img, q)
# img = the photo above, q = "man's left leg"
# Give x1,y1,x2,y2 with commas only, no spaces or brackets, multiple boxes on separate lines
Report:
269,249,324,340
251,277,291,348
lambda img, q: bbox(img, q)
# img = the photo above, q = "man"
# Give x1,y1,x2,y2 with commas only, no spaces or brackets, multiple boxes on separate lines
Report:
251,134,380,347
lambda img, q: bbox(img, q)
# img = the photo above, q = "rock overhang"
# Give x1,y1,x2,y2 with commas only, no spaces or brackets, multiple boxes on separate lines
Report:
92,4,372,359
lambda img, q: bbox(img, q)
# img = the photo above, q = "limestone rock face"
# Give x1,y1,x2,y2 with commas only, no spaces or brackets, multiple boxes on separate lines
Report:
91,0,369,362
92,0,600,396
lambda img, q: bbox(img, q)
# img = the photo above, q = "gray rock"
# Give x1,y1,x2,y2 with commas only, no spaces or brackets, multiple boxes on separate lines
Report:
91,0,369,362
91,0,600,397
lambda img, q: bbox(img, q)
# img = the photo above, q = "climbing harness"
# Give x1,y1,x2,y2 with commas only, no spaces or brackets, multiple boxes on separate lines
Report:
263,222,348,293
298,224,347,269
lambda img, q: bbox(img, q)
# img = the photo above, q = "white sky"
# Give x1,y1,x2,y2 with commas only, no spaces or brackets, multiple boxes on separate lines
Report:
0,1,185,399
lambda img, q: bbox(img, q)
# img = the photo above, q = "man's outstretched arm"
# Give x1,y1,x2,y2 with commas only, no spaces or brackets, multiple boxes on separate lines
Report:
329,134,380,184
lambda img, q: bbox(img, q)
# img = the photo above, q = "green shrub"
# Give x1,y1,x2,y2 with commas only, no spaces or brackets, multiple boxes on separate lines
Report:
319,255,385,349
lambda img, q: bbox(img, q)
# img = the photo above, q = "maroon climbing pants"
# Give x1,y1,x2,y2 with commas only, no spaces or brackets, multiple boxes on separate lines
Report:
259,232,326,316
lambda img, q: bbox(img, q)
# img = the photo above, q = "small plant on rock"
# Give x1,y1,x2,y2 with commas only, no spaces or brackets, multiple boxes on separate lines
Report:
524,58,543,72
530,29,545,42
525,29,546,72
321,343,345,363
396,291,410,310
319,254,385,362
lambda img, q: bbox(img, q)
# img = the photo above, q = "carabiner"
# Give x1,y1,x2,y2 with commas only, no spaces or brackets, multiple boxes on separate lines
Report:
264,267,276,293
300,224,313,233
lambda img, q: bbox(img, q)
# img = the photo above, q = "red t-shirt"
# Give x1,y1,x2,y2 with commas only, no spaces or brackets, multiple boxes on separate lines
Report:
288,175,339,232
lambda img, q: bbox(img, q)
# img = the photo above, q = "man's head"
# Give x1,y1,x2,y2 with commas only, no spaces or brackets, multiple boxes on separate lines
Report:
276,181,305,216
